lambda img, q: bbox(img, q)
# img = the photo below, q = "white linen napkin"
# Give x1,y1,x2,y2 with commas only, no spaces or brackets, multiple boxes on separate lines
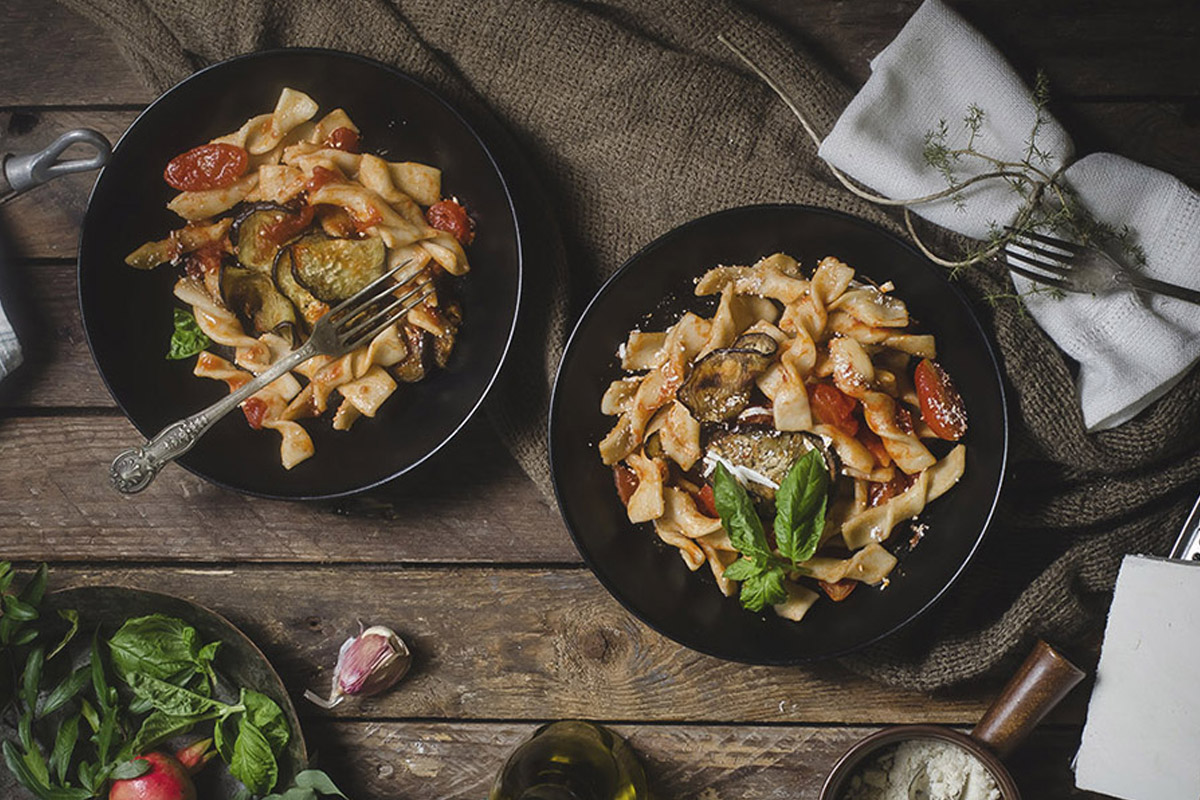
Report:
0,296,20,381
818,0,1200,430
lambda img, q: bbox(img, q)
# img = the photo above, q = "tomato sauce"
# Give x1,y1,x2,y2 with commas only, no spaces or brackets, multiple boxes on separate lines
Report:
241,397,268,430
324,127,361,153
260,205,315,245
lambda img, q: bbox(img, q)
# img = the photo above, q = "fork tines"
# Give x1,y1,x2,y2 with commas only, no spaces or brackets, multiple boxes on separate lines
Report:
325,257,435,349
341,277,435,349
1003,227,1076,288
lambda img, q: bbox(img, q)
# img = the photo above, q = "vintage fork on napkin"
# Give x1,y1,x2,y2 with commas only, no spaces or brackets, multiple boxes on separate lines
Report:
109,259,430,494
1005,228,1200,305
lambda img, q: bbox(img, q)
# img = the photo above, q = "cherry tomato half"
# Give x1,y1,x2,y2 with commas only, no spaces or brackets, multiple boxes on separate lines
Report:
426,199,474,246
810,382,859,437
164,143,249,192
613,465,638,506
324,127,361,153
914,358,968,440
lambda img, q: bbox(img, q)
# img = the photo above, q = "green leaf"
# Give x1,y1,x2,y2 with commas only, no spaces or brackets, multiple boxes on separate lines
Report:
3,740,49,799
293,769,349,797
774,450,830,565
45,788,93,800
110,759,153,780
108,614,205,684
78,698,100,734
47,610,80,661
39,666,90,718
721,558,760,582
213,712,236,763
125,672,230,718
13,628,39,646
22,645,45,710
241,689,290,755
90,633,111,714
48,713,79,784
167,308,212,360
131,710,212,755
5,595,40,622
21,737,50,791
229,716,279,795
95,709,118,765
20,564,48,607
739,567,788,613
711,463,770,560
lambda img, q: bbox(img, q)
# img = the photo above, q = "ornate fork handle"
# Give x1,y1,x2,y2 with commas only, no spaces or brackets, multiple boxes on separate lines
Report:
110,341,317,494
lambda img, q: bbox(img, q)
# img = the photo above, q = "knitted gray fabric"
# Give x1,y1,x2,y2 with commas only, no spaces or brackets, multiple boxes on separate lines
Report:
62,0,1200,689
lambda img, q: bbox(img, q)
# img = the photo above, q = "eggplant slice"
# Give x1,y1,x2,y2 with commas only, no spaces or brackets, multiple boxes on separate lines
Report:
676,337,778,423
274,248,330,332
706,428,834,502
220,264,299,343
289,232,385,304
233,203,304,272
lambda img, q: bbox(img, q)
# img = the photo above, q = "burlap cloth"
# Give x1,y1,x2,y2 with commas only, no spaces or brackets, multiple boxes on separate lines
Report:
62,0,1200,690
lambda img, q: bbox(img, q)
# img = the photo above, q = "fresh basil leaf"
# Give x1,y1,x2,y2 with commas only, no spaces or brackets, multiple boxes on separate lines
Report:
22,645,45,710
721,558,760,582
774,449,830,564
20,564,48,608
293,769,349,797
78,698,100,735
213,712,236,763
108,614,204,684
711,463,770,560
39,666,90,719
48,713,79,784
267,789,318,800
5,595,40,623
125,672,230,718
3,740,49,798
13,628,39,646
90,633,112,714
21,738,50,790
0,563,13,593
167,308,212,361
131,710,212,755
241,689,290,755
47,610,79,661
95,708,118,764
45,788,94,800
230,716,279,795
738,567,788,612
110,759,153,780
77,760,97,794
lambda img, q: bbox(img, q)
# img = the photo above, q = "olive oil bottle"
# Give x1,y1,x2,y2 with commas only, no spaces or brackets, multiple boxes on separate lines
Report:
489,720,650,800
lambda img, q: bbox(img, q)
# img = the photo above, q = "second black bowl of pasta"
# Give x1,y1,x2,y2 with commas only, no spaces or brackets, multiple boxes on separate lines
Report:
79,49,521,499
549,205,1007,664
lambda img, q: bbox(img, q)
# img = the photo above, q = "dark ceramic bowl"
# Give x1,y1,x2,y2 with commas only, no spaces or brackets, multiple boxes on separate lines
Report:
0,586,306,800
549,205,1008,664
79,49,522,499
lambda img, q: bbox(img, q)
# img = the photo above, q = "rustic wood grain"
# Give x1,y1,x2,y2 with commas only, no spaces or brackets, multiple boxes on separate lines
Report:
42,565,1090,726
2,1,1197,107
0,416,573,563
306,720,1101,799
2,101,1196,268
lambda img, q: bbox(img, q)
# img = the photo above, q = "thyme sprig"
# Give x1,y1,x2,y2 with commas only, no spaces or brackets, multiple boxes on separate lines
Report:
718,35,1146,279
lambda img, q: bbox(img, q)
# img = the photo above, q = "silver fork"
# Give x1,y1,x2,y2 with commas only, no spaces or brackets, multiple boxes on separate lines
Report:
110,259,432,493
1004,227,1200,305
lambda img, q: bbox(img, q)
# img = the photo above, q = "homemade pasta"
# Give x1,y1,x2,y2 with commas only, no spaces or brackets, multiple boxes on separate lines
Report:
127,87,476,469
600,253,969,624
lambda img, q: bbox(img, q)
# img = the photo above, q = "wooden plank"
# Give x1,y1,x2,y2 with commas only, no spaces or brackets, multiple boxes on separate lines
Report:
43,565,1090,725
1,1,1197,107
1,101,1196,269
307,720,1098,799
0,416,573,563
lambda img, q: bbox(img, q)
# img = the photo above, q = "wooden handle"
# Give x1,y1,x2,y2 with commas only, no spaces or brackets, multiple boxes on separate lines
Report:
971,640,1085,758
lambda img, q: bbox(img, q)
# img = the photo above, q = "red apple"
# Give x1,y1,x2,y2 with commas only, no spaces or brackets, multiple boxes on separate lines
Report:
108,752,196,800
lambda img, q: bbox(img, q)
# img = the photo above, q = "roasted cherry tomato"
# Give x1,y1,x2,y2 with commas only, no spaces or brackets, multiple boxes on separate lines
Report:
305,165,341,194
810,382,859,437
426,199,474,246
259,204,315,246
868,471,915,507
613,465,639,506
694,484,719,519
324,126,361,153
914,358,968,440
164,143,249,192
818,579,857,602
241,397,268,430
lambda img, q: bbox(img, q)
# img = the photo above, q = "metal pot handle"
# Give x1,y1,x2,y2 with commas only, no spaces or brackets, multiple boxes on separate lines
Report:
1,128,112,201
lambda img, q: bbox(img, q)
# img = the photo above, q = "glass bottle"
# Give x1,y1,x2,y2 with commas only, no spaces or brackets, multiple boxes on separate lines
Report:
488,720,650,800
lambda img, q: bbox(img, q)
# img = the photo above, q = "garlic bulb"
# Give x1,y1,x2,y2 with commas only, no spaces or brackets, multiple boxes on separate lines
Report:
304,625,411,709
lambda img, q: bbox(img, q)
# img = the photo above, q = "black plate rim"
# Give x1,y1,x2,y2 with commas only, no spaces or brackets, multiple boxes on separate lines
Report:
548,203,1009,665
77,47,524,501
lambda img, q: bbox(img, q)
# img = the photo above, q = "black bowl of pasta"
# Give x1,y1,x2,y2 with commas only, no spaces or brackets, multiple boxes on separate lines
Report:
78,49,521,499
549,205,1007,664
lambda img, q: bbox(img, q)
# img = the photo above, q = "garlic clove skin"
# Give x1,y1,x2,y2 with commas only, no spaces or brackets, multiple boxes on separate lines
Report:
304,624,411,710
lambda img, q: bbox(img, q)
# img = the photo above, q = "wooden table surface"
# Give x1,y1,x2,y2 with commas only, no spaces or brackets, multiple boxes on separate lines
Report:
1,1,1196,797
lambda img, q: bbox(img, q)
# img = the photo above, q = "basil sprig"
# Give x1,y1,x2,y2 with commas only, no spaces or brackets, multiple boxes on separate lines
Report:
713,449,830,612
166,307,211,361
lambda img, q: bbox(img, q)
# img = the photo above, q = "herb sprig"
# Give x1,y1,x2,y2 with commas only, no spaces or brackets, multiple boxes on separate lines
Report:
712,451,830,612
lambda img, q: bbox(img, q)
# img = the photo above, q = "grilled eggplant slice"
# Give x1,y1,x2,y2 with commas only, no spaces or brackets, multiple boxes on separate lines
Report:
289,232,385,303
706,428,834,502
391,323,429,383
232,203,313,272
273,248,330,331
677,339,777,423
220,264,298,343
732,332,778,356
